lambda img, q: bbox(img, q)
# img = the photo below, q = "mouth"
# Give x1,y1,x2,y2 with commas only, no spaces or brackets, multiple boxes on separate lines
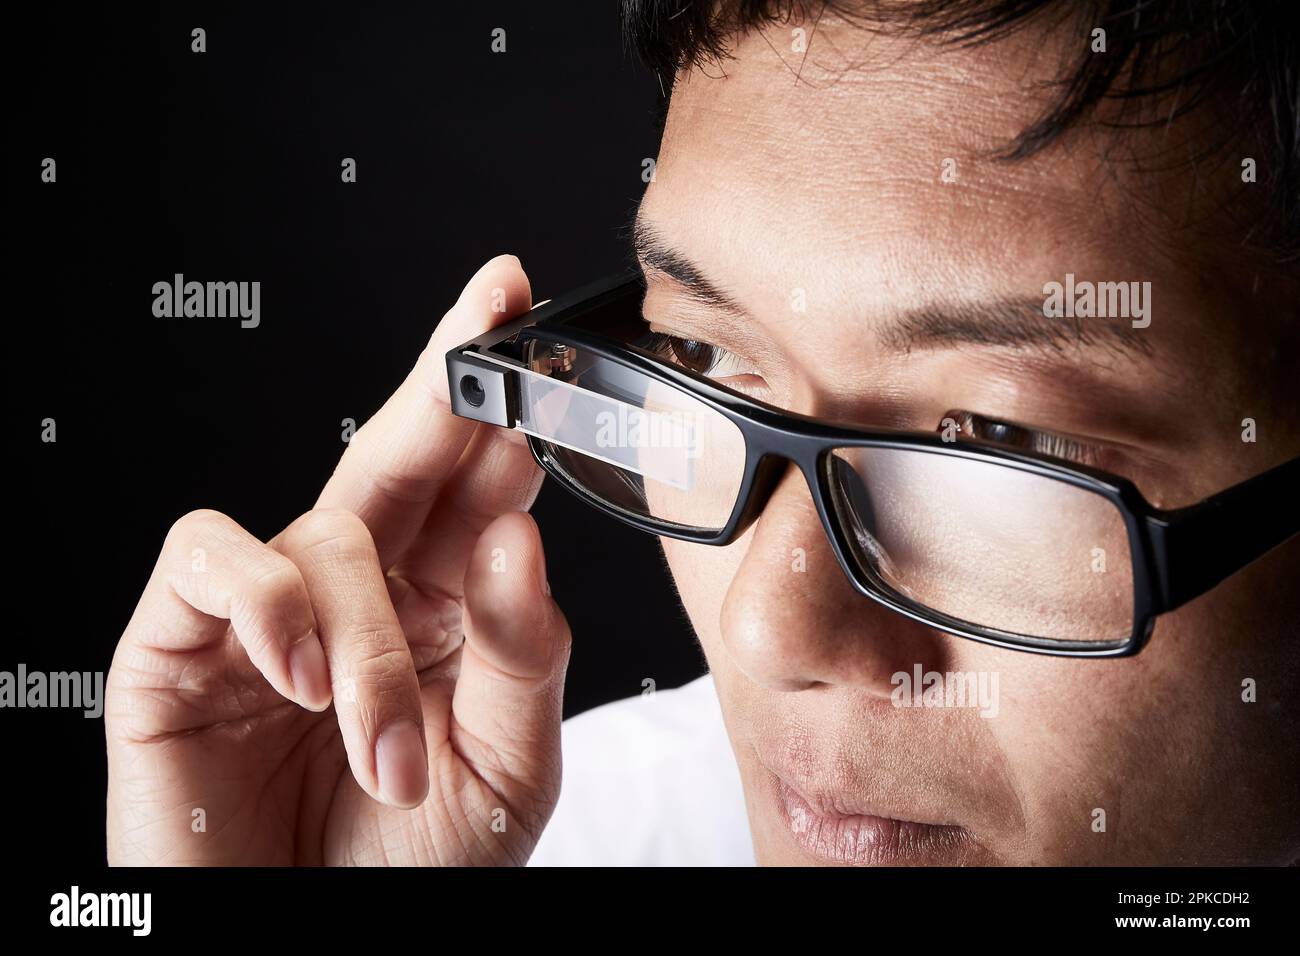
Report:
767,770,977,866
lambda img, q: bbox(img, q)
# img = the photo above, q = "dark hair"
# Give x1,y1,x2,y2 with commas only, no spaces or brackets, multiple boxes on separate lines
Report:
621,0,1300,259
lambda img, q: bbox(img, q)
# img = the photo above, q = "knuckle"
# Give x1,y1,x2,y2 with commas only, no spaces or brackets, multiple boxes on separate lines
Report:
352,433,443,505
289,507,375,558
243,555,308,612
345,640,416,688
228,558,311,656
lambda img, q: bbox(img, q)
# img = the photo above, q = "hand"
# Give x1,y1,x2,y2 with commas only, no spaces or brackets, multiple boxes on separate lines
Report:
106,255,571,865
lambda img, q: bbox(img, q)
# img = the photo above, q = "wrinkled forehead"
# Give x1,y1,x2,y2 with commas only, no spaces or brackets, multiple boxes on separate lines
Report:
642,15,1227,330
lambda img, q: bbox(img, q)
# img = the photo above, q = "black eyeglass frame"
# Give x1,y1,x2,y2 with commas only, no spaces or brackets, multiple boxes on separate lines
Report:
446,271,1300,658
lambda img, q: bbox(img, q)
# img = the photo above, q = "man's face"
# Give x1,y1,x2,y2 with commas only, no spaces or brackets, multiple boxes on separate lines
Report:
638,16,1299,864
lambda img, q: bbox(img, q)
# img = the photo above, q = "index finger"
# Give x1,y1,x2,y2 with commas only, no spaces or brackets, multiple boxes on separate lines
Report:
315,254,532,566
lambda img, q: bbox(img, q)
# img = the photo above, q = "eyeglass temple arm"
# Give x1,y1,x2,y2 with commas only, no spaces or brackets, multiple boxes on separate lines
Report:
1145,456,1300,613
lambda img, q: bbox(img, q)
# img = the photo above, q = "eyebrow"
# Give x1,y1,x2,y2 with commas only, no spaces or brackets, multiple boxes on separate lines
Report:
632,217,749,317
881,298,1154,359
632,215,1154,360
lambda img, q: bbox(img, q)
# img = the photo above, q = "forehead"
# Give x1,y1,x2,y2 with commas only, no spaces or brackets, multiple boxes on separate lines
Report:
641,17,1220,332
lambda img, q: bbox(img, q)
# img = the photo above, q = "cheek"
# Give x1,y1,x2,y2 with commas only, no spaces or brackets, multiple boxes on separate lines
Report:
985,571,1300,864
660,530,753,662
981,653,1157,862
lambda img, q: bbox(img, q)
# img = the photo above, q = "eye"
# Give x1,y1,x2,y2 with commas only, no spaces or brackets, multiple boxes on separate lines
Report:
958,414,1030,446
639,330,752,380
942,410,1105,467
659,334,722,374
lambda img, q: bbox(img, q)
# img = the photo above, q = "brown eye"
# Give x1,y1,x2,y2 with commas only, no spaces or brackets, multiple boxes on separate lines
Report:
943,411,1032,448
964,414,1033,448
941,410,1107,468
640,330,724,375
668,337,721,374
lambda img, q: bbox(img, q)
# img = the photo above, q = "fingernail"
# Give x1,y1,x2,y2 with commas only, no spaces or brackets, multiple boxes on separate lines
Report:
375,720,429,808
288,633,331,711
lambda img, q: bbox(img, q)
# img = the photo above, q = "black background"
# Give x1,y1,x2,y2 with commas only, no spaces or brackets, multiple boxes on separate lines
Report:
8,1,704,869
5,1,1294,931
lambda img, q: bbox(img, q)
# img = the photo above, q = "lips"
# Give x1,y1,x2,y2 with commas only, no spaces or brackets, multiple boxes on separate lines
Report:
773,776,974,865
748,706,1011,865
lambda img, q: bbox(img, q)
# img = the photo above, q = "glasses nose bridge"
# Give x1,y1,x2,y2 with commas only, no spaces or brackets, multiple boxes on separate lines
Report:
732,427,832,536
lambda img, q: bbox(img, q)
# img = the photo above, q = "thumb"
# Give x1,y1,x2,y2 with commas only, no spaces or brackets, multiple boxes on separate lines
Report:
453,511,571,818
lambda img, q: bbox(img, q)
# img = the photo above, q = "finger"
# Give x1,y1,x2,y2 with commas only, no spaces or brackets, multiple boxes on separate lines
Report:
124,509,332,711
274,508,429,809
315,255,533,567
452,512,571,797
386,423,544,647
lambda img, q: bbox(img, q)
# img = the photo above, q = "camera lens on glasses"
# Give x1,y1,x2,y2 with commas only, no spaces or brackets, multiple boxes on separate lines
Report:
460,375,486,407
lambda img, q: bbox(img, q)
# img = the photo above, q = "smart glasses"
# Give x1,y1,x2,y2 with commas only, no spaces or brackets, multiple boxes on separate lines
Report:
447,272,1299,657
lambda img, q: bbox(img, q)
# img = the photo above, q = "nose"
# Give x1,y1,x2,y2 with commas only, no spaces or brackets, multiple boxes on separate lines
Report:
718,460,952,694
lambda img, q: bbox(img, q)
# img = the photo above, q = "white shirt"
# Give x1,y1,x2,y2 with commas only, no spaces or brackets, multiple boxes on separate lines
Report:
528,673,756,866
